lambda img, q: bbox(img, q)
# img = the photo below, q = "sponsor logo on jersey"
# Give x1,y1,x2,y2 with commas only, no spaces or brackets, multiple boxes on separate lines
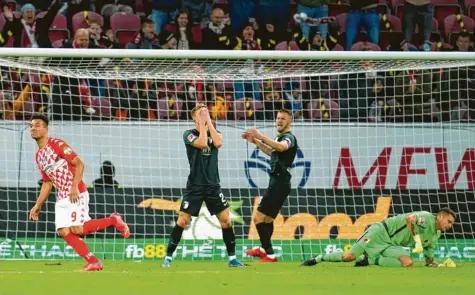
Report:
187,134,197,142
63,146,72,155
364,237,370,244
419,217,425,224
183,201,189,209
244,147,311,188
44,158,67,174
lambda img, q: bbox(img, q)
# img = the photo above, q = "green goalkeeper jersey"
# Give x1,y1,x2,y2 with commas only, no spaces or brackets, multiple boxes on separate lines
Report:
383,211,441,258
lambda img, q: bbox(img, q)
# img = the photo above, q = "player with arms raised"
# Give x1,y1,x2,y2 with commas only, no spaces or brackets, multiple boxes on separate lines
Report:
242,109,298,262
162,104,245,268
301,208,456,267
29,114,130,271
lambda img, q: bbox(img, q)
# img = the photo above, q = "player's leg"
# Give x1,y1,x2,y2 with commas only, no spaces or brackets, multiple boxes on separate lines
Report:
301,224,386,266
69,192,130,238
206,188,245,267
248,179,290,262
55,199,102,271
369,246,413,268
162,188,202,267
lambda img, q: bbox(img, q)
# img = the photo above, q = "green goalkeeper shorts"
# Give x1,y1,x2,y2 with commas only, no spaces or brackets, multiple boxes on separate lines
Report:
350,223,408,259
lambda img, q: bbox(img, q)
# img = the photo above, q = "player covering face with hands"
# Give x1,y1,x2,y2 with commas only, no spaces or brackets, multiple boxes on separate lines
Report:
242,109,298,262
29,114,130,272
162,105,245,268
301,208,456,268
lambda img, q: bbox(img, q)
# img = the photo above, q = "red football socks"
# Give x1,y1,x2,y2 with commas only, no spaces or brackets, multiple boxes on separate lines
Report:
63,233,98,263
82,217,115,236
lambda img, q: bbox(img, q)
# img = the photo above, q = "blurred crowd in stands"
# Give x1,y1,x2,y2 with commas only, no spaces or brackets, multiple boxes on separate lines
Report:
0,0,473,122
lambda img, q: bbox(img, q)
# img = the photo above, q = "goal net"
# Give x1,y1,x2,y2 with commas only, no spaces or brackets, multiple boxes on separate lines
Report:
0,48,474,262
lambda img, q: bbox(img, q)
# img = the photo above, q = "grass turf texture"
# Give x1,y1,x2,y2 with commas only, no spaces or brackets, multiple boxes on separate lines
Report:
0,261,474,295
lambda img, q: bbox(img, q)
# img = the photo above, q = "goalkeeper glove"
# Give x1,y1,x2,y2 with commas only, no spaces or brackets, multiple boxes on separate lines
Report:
412,235,423,254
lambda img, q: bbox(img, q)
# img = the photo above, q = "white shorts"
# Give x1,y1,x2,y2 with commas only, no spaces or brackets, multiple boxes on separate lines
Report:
55,191,91,231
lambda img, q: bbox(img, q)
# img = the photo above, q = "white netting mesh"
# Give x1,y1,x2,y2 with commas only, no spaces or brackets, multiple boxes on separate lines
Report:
0,49,474,262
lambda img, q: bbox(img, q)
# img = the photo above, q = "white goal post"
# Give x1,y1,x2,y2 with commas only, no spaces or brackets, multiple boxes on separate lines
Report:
0,48,474,262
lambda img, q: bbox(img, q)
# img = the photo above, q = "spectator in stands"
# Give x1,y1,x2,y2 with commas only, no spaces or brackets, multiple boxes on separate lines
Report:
127,19,160,49
452,32,474,51
201,7,237,50
99,0,134,18
183,0,212,25
91,160,120,189
173,10,198,50
229,0,289,35
346,0,380,50
105,27,119,45
284,81,304,120
52,29,96,120
88,19,117,48
402,0,433,52
0,0,63,48
236,22,262,50
158,30,177,49
257,15,283,50
151,0,179,35
395,69,436,122
262,90,285,120
297,0,330,42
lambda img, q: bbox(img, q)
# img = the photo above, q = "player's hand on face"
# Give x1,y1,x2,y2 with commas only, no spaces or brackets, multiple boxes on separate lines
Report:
246,128,263,140
200,108,210,124
69,186,80,203
29,204,41,221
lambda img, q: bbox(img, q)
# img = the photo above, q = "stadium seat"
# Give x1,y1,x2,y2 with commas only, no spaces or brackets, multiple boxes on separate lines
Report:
390,0,405,10
470,6,475,21
37,12,70,43
332,43,344,51
307,98,339,121
275,41,289,50
381,14,402,32
432,1,462,33
329,3,350,17
110,12,141,48
444,14,475,38
350,41,381,51
335,13,347,32
72,11,104,33
379,31,404,50
430,42,453,51
233,98,263,120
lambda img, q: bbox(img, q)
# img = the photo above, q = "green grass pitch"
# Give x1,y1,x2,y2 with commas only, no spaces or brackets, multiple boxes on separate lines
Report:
1,260,474,295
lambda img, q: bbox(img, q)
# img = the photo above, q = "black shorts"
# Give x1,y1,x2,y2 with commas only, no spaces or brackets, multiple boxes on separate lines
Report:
257,176,291,219
180,185,229,217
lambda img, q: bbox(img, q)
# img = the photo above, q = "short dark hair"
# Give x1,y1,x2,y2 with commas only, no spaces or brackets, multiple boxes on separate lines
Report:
438,207,456,220
278,108,292,117
31,114,49,127
142,19,155,27
458,31,471,39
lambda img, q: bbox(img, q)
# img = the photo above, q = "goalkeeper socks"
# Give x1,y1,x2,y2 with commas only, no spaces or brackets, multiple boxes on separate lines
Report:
166,225,184,257
82,217,114,236
63,233,98,263
222,227,236,259
256,222,274,255
317,252,344,262
371,257,401,267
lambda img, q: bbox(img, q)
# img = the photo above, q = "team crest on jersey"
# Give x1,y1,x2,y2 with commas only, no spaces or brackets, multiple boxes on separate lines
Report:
187,134,197,142
63,146,72,155
364,237,370,244
419,217,425,224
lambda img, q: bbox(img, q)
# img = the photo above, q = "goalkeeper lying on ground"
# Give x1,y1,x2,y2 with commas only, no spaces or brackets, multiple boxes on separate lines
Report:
301,208,456,268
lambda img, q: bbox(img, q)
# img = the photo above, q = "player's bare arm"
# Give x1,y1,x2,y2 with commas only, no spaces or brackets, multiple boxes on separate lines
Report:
70,156,85,203
206,111,222,148
191,109,209,149
29,181,53,221
406,214,423,253
247,128,289,152
241,131,272,156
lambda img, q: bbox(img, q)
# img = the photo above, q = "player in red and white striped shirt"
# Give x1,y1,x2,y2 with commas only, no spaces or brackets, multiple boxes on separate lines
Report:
29,114,130,271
